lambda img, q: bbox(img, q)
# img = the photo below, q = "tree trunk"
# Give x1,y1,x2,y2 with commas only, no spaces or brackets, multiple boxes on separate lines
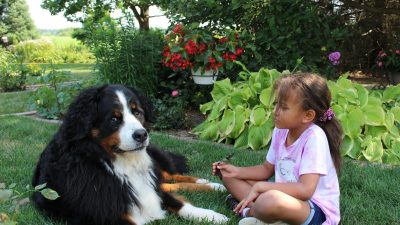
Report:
129,4,150,31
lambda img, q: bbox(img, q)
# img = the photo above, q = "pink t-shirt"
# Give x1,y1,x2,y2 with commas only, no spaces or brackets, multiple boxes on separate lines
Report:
266,124,340,225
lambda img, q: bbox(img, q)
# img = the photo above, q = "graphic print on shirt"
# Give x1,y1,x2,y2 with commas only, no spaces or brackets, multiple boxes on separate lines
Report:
278,158,297,182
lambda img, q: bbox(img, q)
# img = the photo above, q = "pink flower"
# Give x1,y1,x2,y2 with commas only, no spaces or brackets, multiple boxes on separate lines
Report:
171,90,179,97
396,49,400,54
378,61,383,67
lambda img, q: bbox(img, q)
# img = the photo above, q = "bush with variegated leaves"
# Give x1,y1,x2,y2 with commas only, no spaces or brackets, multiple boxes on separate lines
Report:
193,68,400,165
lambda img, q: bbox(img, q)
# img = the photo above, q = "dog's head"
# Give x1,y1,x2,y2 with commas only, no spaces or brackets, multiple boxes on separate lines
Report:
60,84,155,156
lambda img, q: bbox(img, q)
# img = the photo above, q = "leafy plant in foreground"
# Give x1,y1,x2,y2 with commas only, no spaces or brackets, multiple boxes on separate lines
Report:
0,182,59,225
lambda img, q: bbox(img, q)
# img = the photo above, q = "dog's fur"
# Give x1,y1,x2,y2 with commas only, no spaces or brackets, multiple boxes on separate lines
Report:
32,84,228,225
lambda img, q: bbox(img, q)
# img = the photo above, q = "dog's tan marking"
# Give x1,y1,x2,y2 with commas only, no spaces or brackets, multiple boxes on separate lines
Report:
121,213,137,225
162,172,199,183
99,132,120,158
161,183,213,192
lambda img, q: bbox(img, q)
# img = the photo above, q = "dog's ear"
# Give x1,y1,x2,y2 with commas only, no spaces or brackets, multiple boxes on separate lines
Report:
60,85,107,142
127,87,156,123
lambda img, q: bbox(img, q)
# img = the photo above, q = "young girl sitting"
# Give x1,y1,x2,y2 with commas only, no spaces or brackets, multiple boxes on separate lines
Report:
212,73,343,225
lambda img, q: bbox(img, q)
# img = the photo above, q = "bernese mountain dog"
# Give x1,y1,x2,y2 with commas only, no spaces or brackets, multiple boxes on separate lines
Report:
32,84,228,225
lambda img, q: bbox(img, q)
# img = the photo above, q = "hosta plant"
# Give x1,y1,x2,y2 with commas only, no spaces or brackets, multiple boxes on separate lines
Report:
328,75,400,164
193,68,400,165
192,66,286,149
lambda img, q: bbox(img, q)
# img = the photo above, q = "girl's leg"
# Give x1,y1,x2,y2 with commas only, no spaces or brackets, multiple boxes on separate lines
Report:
248,190,310,225
222,176,258,200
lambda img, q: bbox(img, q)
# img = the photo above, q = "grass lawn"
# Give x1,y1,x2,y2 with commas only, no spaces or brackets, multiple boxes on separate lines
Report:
0,90,33,114
25,63,96,85
0,116,399,224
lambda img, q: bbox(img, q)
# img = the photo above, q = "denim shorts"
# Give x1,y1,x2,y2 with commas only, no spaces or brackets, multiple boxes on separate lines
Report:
301,200,326,225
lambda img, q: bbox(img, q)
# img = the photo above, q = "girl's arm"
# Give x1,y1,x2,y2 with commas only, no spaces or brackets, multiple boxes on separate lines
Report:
214,161,275,181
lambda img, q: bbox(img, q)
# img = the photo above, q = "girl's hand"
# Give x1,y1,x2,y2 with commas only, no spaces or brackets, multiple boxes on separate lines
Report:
212,162,239,178
234,183,261,214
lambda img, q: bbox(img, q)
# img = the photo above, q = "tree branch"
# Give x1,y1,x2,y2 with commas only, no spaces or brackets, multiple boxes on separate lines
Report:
339,0,400,15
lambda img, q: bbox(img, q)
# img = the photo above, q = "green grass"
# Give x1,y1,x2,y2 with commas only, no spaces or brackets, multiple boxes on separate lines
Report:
0,116,399,224
0,90,33,114
25,63,96,85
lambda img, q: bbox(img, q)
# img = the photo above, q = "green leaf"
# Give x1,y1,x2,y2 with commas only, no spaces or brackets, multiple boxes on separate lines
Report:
247,119,273,150
382,85,400,102
34,183,47,191
229,106,250,139
385,111,395,130
0,189,13,202
259,87,273,107
362,105,385,126
341,135,353,156
218,109,235,137
338,88,358,105
40,188,60,200
250,106,267,126
354,83,369,108
383,151,400,165
234,127,249,149
391,107,400,122
362,137,384,163
211,78,233,100
344,109,365,138
228,92,246,109
199,101,214,114
365,125,387,138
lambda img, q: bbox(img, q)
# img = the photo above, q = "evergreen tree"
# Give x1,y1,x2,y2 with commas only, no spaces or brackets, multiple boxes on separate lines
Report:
0,0,38,44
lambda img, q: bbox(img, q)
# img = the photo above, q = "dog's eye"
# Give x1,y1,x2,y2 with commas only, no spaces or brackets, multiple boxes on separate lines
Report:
134,111,141,116
110,117,119,123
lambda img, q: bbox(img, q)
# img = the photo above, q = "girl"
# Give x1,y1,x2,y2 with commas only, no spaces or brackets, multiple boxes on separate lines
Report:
212,73,343,225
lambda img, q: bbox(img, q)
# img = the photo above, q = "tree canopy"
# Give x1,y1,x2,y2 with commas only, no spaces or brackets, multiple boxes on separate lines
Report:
0,0,38,43
42,0,156,30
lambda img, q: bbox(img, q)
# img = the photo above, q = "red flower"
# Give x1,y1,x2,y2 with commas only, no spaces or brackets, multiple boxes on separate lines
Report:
219,37,228,43
235,48,243,56
185,40,197,55
172,24,183,35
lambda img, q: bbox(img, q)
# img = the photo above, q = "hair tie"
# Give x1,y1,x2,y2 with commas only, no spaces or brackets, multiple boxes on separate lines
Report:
320,108,335,122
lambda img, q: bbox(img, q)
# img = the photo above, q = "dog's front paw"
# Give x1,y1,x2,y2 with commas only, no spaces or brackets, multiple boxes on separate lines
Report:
209,212,229,224
206,182,226,192
195,178,209,184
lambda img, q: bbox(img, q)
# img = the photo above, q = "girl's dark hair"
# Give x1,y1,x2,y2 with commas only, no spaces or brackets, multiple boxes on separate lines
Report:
273,72,343,172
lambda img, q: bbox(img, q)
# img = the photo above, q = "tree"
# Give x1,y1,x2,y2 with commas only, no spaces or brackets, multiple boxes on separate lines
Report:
42,0,157,31
0,0,38,43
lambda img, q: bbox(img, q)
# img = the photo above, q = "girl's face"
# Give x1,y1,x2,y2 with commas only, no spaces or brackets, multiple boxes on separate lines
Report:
273,90,307,129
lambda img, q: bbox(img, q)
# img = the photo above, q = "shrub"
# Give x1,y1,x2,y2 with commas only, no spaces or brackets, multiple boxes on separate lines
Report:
151,94,187,130
194,67,400,165
29,66,87,119
0,49,27,92
89,15,165,96
10,37,95,64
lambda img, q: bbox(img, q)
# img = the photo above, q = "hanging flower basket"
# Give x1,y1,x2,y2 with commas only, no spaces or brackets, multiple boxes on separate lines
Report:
191,68,218,85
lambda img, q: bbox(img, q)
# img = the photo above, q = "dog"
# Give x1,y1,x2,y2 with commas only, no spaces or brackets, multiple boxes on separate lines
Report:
32,84,228,225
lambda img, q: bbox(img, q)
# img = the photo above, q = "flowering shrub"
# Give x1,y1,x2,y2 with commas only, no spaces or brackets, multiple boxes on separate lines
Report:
376,49,400,72
162,23,250,74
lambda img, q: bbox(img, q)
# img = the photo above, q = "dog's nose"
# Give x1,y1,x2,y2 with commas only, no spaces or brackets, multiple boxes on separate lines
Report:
132,129,148,143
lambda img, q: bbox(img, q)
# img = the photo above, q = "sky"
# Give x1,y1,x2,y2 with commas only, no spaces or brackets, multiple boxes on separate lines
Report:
26,0,170,30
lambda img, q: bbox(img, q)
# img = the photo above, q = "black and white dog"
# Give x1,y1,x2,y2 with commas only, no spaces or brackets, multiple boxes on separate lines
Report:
32,84,228,225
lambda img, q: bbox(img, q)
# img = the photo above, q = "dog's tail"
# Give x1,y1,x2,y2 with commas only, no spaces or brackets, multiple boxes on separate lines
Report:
166,151,189,174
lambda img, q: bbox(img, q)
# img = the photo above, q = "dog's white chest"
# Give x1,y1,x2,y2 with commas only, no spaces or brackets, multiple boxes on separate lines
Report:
114,151,165,225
